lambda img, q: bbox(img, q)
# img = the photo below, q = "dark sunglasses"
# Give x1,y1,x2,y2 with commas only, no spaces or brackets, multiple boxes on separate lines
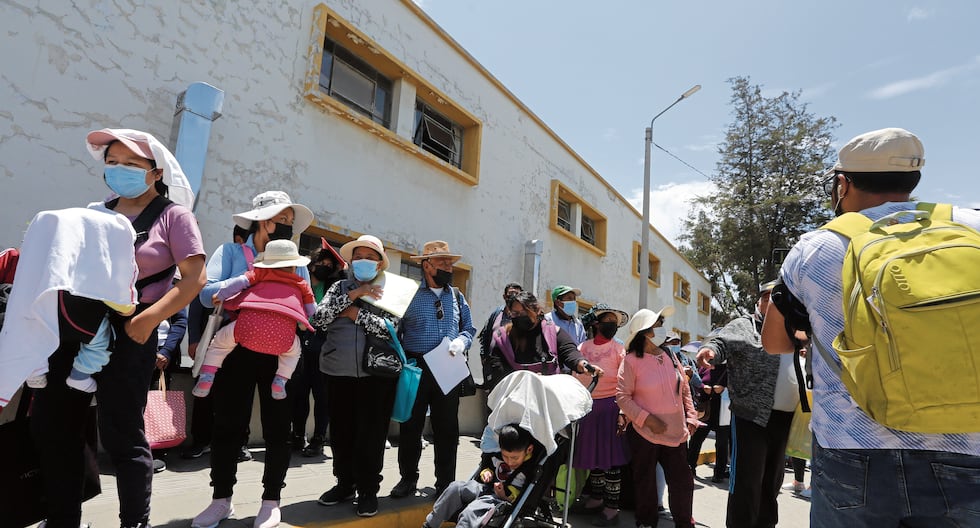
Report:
434,299,444,320
821,172,837,196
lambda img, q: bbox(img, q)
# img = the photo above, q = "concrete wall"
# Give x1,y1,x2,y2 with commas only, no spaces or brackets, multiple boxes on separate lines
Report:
0,0,711,434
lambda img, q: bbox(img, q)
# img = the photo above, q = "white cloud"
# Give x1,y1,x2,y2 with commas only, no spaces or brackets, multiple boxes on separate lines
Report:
868,56,980,99
803,81,836,99
907,7,933,21
627,180,717,247
684,142,717,153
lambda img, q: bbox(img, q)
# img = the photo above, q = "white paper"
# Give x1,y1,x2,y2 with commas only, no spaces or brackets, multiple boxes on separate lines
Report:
424,336,471,395
361,270,420,318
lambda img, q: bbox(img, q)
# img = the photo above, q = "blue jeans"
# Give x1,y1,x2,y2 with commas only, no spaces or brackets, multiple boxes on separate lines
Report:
810,441,980,527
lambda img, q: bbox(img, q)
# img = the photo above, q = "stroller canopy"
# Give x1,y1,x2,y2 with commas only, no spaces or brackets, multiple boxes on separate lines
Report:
487,370,593,455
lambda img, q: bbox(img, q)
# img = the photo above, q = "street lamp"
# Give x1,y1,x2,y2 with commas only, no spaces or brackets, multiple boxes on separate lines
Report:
639,84,701,309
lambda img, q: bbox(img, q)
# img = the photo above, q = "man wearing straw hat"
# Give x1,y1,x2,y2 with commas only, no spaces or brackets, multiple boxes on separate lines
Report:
391,241,477,499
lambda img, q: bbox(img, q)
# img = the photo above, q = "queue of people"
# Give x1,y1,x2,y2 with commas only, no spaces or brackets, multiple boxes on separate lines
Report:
2,124,975,528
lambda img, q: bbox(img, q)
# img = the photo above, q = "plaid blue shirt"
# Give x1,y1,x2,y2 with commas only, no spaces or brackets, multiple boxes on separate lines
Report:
400,278,476,355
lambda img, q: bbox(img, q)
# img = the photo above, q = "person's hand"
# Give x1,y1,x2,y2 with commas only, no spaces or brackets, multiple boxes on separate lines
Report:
703,385,714,394
155,354,169,371
577,360,603,377
687,422,699,435
448,337,466,356
211,295,223,308
493,481,506,500
683,366,693,379
643,414,667,435
480,469,493,483
188,342,198,360
713,385,725,394
124,316,156,345
339,305,359,321
351,283,383,300
696,348,715,369
616,414,628,436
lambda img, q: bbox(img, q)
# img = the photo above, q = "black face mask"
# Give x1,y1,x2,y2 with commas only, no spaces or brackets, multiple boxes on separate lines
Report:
311,264,334,282
432,268,453,288
597,322,618,339
268,222,293,241
511,315,534,332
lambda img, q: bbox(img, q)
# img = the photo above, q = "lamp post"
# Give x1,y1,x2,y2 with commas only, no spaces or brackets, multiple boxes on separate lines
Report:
639,84,701,309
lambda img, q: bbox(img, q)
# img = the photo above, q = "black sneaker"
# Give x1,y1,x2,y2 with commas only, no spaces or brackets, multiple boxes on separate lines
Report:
390,478,418,498
356,494,378,517
152,458,166,473
318,485,355,506
237,446,252,463
290,432,306,450
180,443,210,459
302,435,325,457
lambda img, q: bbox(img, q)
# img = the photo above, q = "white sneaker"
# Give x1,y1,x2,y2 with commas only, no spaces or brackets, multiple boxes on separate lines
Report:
26,374,48,388
192,497,234,528
254,500,281,528
800,487,812,499
781,481,805,493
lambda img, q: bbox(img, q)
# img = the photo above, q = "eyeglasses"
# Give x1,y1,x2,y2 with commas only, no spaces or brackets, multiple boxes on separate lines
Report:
822,172,837,196
434,299,444,320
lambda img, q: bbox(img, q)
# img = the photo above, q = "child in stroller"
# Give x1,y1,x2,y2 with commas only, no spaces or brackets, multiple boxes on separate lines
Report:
424,424,539,528
425,369,596,528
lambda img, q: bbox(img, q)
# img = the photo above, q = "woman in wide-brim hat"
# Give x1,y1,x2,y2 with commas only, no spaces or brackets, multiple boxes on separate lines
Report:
570,303,632,525
30,128,207,528
616,305,698,528
309,234,398,517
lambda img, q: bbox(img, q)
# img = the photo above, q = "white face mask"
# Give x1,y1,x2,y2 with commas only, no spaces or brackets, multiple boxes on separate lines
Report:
648,326,666,346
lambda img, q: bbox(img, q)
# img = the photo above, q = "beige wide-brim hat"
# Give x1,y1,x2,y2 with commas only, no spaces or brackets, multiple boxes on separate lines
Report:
232,191,315,234
625,306,676,346
409,240,462,264
339,235,390,271
253,239,311,269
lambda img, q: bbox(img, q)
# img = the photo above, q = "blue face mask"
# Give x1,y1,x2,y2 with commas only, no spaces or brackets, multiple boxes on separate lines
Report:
351,259,379,282
104,165,151,198
561,300,578,316
668,344,681,355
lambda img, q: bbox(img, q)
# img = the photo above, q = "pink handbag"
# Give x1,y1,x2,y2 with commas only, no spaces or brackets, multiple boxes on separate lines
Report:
143,370,186,450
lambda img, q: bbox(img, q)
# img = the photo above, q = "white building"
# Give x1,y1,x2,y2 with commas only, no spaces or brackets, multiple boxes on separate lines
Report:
0,0,711,433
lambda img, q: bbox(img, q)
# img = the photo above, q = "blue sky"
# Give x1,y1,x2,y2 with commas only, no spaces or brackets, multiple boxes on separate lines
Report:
414,0,980,244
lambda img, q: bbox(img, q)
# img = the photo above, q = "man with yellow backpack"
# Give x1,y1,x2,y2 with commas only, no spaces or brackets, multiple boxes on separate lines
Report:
761,128,980,528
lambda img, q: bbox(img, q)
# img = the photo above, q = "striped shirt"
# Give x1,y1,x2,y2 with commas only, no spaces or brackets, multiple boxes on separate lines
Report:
780,201,980,455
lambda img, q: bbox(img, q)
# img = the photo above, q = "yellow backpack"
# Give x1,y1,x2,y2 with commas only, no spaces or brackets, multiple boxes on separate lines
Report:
817,203,980,433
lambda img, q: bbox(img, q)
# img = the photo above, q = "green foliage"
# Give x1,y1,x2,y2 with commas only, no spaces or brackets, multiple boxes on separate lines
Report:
679,76,837,317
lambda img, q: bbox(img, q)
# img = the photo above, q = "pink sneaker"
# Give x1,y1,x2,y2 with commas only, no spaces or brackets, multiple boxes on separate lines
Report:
254,500,281,528
191,497,234,528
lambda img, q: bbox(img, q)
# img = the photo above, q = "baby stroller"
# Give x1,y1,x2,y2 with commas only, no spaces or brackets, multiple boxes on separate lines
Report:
479,368,598,528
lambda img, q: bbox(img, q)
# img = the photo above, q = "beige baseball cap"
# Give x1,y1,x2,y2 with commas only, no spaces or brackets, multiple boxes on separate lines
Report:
833,128,925,173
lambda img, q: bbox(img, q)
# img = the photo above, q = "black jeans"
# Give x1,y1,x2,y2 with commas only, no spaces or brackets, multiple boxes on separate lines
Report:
397,358,460,488
210,346,291,500
726,410,794,528
289,331,329,438
688,394,731,477
627,427,694,528
325,375,396,495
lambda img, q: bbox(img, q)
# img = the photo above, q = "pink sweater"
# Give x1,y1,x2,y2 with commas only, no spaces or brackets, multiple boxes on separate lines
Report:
616,351,698,447
574,338,626,399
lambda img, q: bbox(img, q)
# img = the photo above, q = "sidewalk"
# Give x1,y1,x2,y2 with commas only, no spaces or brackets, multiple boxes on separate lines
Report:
63,437,812,528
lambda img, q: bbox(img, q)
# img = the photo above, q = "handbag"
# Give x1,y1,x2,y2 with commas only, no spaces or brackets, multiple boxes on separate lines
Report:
143,370,187,450
192,304,223,377
388,320,422,423
0,386,101,528
363,332,403,378
785,389,814,460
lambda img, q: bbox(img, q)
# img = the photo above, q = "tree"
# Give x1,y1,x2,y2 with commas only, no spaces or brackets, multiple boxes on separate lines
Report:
679,76,837,318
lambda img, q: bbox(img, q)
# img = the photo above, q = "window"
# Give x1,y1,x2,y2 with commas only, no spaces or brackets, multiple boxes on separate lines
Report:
401,259,471,298
549,180,607,255
400,260,424,282
319,37,392,127
414,101,464,168
672,328,692,345
556,199,572,232
304,4,484,186
632,241,661,285
673,273,691,303
697,291,711,315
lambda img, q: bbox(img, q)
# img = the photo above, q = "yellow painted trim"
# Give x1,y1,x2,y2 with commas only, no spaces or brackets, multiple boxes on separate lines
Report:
302,501,430,528
397,0,708,284
305,4,482,186
631,241,662,287
697,290,711,315
549,180,607,256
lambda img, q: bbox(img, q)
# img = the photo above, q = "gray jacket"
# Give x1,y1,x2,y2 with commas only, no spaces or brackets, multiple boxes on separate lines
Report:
312,278,396,378
702,315,780,428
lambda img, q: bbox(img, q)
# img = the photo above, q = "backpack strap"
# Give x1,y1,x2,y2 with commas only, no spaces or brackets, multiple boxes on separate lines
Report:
492,327,523,372
541,319,558,362
242,243,255,270
820,212,872,240
107,195,176,295
916,202,953,221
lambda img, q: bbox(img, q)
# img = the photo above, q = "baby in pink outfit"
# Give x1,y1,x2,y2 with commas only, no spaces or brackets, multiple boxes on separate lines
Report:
194,240,315,400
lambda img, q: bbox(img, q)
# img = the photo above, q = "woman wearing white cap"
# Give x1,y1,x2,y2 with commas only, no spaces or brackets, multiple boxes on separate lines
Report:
617,306,697,528
309,234,399,518
192,192,314,528
29,128,206,528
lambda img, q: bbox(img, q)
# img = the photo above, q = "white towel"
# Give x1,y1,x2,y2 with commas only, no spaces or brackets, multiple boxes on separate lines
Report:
0,206,138,404
487,370,593,455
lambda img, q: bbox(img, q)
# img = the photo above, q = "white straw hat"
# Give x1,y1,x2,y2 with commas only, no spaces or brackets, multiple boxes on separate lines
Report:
253,240,310,269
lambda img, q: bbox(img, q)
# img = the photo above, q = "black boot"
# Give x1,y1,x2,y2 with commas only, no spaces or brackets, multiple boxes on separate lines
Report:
303,434,325,457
